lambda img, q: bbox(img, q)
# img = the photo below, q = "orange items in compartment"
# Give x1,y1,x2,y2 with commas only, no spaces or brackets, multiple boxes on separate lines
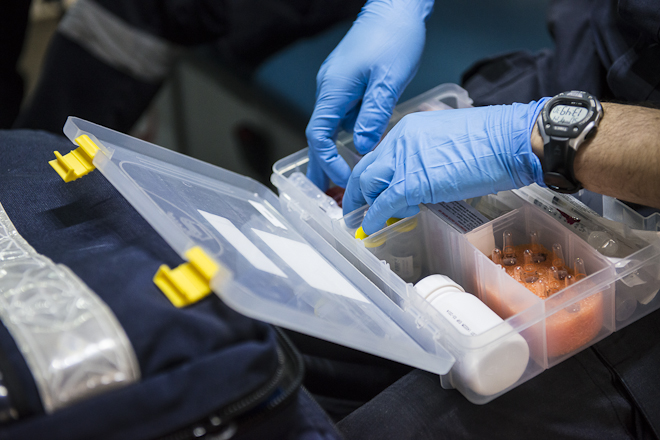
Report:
545,293,603,357
490,231,603,358
498,244,559,294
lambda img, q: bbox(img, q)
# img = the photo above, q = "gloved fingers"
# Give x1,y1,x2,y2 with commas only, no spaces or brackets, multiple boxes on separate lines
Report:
390,205,422,220
359,164,395,208
305,154,330,192
342,150,379,216
305,117,353,189
362,181,416,235
306,76,365,188
356,145,399,206
311,140,352,188
340,101,361,134
353,80,399,155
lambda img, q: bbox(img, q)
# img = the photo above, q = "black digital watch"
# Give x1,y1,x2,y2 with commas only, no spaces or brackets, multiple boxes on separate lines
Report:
537,91,603,193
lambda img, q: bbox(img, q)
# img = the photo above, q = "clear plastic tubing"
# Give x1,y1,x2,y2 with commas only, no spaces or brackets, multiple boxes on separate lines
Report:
414,275,530,396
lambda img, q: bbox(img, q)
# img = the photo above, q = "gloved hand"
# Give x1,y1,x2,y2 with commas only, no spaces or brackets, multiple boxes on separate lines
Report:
305,0,434,190
343,99,549,234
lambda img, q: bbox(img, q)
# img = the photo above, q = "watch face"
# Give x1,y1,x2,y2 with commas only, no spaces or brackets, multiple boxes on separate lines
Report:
549,104,589,125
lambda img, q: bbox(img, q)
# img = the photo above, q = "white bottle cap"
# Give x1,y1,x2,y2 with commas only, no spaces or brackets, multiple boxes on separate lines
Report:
414,274,464,300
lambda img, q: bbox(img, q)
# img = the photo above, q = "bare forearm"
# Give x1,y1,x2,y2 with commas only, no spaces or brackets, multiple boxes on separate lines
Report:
532,102,660,209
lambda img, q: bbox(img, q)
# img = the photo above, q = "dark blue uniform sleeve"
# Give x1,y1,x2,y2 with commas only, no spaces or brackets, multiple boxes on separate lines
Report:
619,0,660,43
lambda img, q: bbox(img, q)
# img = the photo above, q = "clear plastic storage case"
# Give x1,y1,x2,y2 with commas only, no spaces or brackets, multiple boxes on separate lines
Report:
270,84,660,403
63,83,660,405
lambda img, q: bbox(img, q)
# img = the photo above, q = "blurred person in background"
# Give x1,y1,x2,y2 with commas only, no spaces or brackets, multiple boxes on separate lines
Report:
13,0,364,134
0,0,32,128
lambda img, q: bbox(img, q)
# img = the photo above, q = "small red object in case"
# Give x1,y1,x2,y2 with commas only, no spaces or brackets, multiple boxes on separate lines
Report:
325,187,345,208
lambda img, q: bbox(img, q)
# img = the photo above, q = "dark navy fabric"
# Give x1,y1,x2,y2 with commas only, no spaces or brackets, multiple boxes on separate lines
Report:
594,310,660,438
462,0,660,106
237,389,343,440
284,330,413,422
0,129,341,440
339,309,660,440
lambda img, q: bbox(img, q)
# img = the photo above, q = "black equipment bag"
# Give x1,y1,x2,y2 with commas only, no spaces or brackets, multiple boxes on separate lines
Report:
0,129,342,440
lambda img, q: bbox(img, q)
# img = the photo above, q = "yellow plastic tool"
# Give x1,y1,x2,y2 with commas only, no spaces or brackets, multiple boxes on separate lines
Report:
354,226,386,248
153,246,219,308
49,134,101,182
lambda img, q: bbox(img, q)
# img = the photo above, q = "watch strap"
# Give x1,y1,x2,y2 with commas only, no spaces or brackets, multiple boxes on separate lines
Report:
543,138,582,194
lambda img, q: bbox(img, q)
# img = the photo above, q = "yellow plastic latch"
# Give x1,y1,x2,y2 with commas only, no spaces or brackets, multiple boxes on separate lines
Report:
49,134,100,182
153,246,219,308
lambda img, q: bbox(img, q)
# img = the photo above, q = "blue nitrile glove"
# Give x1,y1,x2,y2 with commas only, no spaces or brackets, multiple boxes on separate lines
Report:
305,0,434,190
343,99,549,234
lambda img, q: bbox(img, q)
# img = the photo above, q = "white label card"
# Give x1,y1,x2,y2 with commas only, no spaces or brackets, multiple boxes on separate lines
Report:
249,200,287,230
198,210,287,278
253,229,368,303
428,201,489,233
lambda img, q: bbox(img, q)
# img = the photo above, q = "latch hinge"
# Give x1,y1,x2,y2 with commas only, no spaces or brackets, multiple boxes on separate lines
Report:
49,134,100,182
153,246,219,307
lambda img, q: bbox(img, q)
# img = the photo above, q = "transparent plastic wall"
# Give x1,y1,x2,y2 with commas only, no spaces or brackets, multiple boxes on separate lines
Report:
603,195,660,232
611,241,660,328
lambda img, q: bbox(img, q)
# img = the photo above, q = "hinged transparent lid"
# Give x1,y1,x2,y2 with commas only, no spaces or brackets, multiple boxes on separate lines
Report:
62,117,455,374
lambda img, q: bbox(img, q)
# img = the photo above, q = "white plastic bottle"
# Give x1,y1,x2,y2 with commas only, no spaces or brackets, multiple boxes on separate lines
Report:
414,275,530,396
